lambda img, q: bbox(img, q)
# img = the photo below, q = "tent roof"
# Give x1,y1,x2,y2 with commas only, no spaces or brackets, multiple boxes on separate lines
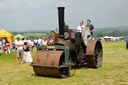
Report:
14,34,24,39
0,29,14,37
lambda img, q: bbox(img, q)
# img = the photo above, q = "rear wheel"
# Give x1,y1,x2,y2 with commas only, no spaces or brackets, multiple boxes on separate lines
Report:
86,40,103,68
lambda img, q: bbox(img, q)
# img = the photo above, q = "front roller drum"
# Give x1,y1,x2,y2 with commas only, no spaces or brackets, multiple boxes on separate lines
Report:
32,50,70,78
33,65,70,77
86,40,103,68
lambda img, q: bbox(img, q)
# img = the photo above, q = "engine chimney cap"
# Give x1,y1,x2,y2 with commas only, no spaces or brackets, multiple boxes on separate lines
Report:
57,7,65,9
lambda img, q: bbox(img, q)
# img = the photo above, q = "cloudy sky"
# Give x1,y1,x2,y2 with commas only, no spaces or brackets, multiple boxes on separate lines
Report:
0,0,128,32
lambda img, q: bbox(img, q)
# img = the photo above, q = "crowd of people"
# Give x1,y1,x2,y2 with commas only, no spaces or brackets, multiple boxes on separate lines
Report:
0,38,11,55
0,37,48,64
15,37,48,64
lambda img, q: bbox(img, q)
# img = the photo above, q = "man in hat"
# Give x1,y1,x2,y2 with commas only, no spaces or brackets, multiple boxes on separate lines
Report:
15,37,24,64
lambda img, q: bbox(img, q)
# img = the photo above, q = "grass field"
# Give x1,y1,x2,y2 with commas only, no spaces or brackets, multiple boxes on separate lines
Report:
0,42,128,85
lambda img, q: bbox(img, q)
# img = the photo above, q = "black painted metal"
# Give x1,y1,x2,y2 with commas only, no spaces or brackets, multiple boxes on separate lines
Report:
126,41,128,49
58,7,65,38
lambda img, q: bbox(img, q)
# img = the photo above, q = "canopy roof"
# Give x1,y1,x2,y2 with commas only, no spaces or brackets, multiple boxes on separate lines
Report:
14,34,24,39
0,29,14,37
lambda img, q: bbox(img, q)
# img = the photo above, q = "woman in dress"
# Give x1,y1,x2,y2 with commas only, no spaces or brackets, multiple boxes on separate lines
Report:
22,42,32,63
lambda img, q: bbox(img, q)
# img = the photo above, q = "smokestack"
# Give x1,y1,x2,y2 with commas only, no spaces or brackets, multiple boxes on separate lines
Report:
58,7,65,38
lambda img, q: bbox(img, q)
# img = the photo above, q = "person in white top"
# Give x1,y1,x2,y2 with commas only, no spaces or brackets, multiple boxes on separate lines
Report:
15,37,24,64
34,39,38,44
31,40,34,47
34,39,38,48
30,40,34,52
28,39,31,45
42,37,48,46
24,38,28,43
76,21,85,33
38,38,42,46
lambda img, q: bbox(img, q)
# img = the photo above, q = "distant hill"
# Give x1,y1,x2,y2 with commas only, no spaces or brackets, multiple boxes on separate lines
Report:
94,26,128,37
11,30,50,34
11,26,128,37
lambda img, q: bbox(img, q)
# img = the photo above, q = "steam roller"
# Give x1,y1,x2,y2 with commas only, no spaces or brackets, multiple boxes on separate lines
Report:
31,7,103,78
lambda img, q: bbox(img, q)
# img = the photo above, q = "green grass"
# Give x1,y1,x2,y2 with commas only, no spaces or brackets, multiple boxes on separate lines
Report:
0,42,128,85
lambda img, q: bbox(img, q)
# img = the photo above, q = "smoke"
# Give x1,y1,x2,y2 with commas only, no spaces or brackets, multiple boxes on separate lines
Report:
57,0,72,7
56,0,72,16
56,0,73,25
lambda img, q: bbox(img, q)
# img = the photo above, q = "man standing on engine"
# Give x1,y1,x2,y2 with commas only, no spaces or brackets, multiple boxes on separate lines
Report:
76,21,85,33
86,19,95,36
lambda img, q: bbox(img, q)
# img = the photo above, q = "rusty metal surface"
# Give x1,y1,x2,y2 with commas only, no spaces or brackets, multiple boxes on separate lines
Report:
33,66,62,77
64,27,72,40
86,40,103,68
86,40,97,55
33,50,63,66
32,50,66,77
56,38,71,46
47,32,59,45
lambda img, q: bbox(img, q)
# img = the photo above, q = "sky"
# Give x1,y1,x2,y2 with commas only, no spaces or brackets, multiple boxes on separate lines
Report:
0,0,128,32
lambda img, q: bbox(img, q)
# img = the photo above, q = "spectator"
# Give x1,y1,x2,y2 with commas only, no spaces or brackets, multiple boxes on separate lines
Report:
14,39,18,50
42,37,48,46
5,38,11,55
34,39,38,48
0,39,3,54
22,42,32,63
3,43,7,54
12,43,15,53
24,38,28,43
28,39,31,45
15,37,24,64
2,38,6,44
38,37,42,47
30,40,34,53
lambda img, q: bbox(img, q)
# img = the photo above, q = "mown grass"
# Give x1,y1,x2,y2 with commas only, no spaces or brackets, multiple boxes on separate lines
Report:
0,42,128,85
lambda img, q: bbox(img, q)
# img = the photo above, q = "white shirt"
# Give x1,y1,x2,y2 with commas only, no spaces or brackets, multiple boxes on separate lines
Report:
24,40,28,43
77,26,82,32
42,40,47,46
14,40,17,48
31,41,34,46
38,39,42,45
34,40,38,43
15,40,24,50
77,25,85,33
28,40,31,45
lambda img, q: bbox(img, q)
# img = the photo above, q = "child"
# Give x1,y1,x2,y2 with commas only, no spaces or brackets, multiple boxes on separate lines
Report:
3,43,7,54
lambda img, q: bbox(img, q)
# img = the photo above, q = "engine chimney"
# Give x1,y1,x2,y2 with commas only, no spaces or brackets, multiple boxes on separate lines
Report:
58,7,65,38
